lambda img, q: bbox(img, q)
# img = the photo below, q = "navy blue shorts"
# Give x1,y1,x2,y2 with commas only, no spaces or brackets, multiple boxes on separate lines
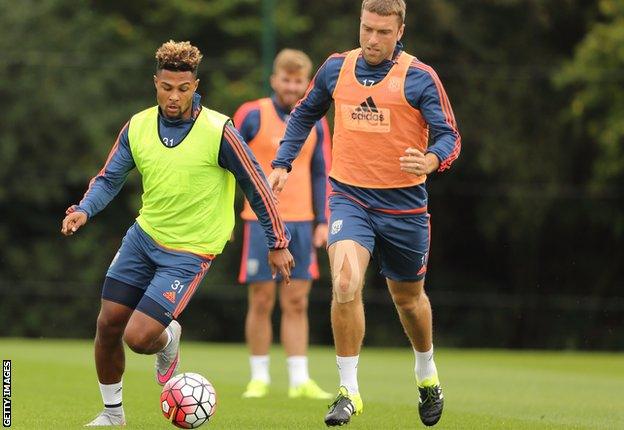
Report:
327,194,430,281
238,221,318,283
103,223,212,325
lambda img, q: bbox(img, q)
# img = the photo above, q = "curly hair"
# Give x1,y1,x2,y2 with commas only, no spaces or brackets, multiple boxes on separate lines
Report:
155,40,203,74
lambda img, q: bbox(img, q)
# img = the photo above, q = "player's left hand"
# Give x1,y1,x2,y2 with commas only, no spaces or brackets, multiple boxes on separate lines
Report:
399,147,439,176
268,248,295,285
313,223,328,248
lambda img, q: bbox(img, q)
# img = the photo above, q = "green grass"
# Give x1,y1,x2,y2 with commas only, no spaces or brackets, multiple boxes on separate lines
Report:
1,339,622,429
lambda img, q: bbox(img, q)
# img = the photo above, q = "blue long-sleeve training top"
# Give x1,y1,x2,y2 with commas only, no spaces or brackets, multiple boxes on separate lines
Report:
272,42,461,213
76,93,287,249
234,94,330,224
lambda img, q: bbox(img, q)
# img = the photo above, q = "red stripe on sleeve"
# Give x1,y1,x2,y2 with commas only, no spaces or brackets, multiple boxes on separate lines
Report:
238,222,251,284
223,127,288,248
294,52,347,111
223,127,282,240
80,121,129,203
320,117,332,222
295,77,317,111
412,62,461,171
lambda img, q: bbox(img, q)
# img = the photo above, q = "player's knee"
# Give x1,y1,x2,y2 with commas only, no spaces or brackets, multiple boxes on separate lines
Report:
282,294,308,314
96,312,125,339
391,285,426,312
332,274,361,304
249,289,275,315
392,293,418,312
123,329,155,354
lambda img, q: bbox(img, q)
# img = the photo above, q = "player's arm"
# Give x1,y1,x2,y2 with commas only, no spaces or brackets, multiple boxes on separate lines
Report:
61,122,136,236
269,56,336,192
310,118,331,248
229,103,261,242
219,122,294,282
401,66,461,176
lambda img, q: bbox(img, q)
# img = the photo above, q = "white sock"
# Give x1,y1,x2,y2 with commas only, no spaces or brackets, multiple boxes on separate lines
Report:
414,345,438,384
99,381,123,413
250,355,270,383
287,356,309,388
336,355,359,394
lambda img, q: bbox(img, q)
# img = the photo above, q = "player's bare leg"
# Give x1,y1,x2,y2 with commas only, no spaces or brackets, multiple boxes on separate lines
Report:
387,279,443,426
246,281,276,355
123,309,181,386
242,281,276,398
86,300,133,426
95,300,134,383
387,280,432,351
280,279,331,399
280,279,310,356
124,309,170,353
325,240,369,426
329,240,369,357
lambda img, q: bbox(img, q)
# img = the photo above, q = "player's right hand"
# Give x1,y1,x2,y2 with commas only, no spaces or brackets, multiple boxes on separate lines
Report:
268,168,289,194
268,248,295,285
313,223,328,248
61,208,88,236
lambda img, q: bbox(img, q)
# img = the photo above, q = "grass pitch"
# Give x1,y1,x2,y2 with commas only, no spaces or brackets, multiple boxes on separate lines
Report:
1,338,622,429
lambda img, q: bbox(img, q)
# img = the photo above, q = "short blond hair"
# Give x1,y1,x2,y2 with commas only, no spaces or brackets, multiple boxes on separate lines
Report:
155,40,203,74
361,0,406,24
273,49,313,77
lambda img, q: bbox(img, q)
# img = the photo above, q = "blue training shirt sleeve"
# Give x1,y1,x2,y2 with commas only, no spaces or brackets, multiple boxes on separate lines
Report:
232,101,261,144
406,64,461,172
75,122,135,218
219,121,290,249
272,55,338,171
310,119,331,224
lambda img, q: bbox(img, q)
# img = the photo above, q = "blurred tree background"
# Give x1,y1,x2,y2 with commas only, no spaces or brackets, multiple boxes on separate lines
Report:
1,0,622,349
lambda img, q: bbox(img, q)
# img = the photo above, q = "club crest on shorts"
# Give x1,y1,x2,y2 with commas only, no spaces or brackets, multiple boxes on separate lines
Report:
331,220,343,235
247,258,259,276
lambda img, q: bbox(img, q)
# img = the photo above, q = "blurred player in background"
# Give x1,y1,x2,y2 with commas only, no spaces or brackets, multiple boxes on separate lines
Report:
234,49,332,400
61,40,293,426
268,0,461,426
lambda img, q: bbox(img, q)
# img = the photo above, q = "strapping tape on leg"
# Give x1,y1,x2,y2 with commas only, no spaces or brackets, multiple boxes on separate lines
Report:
331,245,363,303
